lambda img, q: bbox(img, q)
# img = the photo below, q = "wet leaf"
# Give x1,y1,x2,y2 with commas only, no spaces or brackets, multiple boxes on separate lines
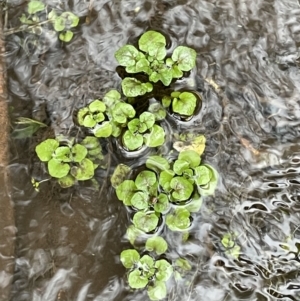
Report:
54,16,65,31
198,164,218,196
148,103,166,121
166,208,191,231
173,159,190,175
93,121,113,138
144,124,165,147
178,150,201,168
154,193,170,213
59,30,74,42
139,112,155,130
120,249,140,269
138,31,166,53
112,102,136,124
222,233,240,259
133,211,159,233
48,158,70,178
194,165,211,185
102,90,121,108
136,58,151,74
58,174,76,188
184,193,202,213
116,180,137,205
175,258,192,273
172,92,197,116
135,170,157,190
81,136,101,150
145,236,168,255
83,115,97,128
155,259,173,281
171,65,183,78
171,46,197,71
159,68,173,86
173,134,206,155
53,146,71,162
60,12,79,28
146,156,170,173
148,42,166,60
170,177,194,201
126,225,142,245
162,96,171,108
70,158,94,180
35,139,59,162
128,270,148,289
131,191,149,210
159,169,175,192
149,71,161,83
148,281,167,301
71,144,88,162
89,100,106,113
122,78,153,97
28,0,45,14
123,130,143,151
115,45,141,67
20,14,34,24
110,164,131,188
77,107,89,126
140,254,155,270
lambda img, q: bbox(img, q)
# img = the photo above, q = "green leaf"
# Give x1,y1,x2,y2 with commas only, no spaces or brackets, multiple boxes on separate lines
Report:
159,68,173,86
127,119,141,133
155,259,173,281
120,249,140,269
54,16,65,31
148,281,167,301
20,14,34,24
116,180,137,205
102,90,121,108
166,208,191,231
133,211,159,233
172,92,197,116
221,233,240,259
126,225,142,245
115,45,141,67
162,96,171,108
184,193,202,213
144,124,165,147
111,122,122,137
111,102,136,123
53,146,71,162
140,254,155,270
28,0,45,14
71,144,88,162
145,236,168,255
136,58,151,74
148,103,166,121
135,170,157,190
60,12,79,28
171,46,197,71
138,31,166,53
89,100,106,113
173,159,190,175
173,134,206,155
194,165,211,185
83,115,97,128
178,150,200,168
175,258,192,273
139,112,155,130
93,112,105,123
122,78,153,97
154,193,169,213
59,30,74,42
149,71,161,83
123,130,143,151
81,136,100,150
131,191,149,210
146,156,170,172
128,270,148,289
198,164,218,196
148,42,166,60
48,9,57,20
93,121,113,138
159,169,175,192
48,158,70,178
170,177,194,201
77,107,89,126
110,164,131,189
58,174,76,188
171,65,183,78
70,158,94,180
35,139,59,162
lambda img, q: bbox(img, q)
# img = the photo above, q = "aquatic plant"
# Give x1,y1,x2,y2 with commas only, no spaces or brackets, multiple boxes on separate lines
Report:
115,30,197,97
19,0,79,42
221,233,241,259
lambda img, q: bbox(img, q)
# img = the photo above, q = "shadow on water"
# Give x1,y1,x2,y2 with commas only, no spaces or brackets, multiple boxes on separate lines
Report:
4,0,300,300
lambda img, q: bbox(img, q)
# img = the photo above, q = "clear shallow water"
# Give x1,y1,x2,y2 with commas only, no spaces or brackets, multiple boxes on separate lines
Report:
4,0,300,300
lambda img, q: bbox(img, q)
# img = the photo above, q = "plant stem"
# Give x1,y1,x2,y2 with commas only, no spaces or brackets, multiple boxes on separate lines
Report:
4,19,52,36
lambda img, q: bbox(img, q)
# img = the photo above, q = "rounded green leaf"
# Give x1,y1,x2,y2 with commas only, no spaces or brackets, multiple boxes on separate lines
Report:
71,144,88,162
162,96,171,108
116,180,137,205
115,45,141,67
112,102,136,124
198,164,218,196
126,225,142,246
138,31,166,53
184,193,202,213
136,58,150,74
81,136,100,150
148,281,167,301
145,236,168,255
175,258,192,274
135,170,157,190
171,65,183,78
148,42,166,60
127,118,140,133
123,130,143,151
173,134,206,156
149,71,161,83
58,174,76,188
59,30,74,42
155,259,173,281
131,192,149,210
133,211,159,233
60,12,79,28
53,146,71,162
166,208,190,231
170,177,194,201
28,0,45,14
172,92,197,116
178,150,200,168
144,124,165,147
128,270,148,289
159,169,175,192
173,159,190,175
146,156,170,172
171,46,197,71
139,112,155,130
54,16,65,31
88,100,106,113
83,115,97,128
140,254,155,270
159,68,173,86
120,249,140,269
93,121,113,138
111,122,122,137
70,158,94,180
35,139,59,162
94,112,105,123
77,107,89,126
194,165,211,186
122,78,153,97
110,164,131,189
148,103,166,121
154,193,169,213
48,158,70,178
102,90,121,108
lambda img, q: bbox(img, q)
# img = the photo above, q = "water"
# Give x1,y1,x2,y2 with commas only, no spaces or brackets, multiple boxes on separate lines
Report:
4,0,300,300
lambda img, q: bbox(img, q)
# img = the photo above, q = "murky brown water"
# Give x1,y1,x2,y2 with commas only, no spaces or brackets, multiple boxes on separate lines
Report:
4,0,300,300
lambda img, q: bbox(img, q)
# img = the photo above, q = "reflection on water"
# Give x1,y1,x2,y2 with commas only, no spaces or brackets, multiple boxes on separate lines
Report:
4,0,300,300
